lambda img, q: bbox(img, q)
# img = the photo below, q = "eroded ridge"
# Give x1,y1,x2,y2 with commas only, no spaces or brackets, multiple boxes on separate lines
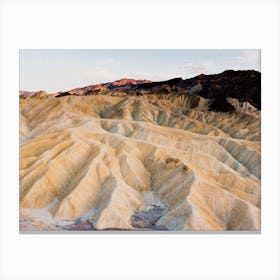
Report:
19,93,261,231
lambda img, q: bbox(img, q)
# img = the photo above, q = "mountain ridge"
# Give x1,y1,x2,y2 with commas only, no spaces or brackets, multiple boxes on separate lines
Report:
20,70,261,110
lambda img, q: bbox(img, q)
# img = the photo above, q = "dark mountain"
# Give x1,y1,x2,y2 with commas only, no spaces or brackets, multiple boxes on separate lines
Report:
134,70,261,109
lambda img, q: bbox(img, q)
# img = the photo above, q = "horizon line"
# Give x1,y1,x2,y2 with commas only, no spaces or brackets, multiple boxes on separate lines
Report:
19,68,261,93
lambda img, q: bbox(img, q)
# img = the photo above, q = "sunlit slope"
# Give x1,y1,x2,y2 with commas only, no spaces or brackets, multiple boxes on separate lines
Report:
19,94,261,230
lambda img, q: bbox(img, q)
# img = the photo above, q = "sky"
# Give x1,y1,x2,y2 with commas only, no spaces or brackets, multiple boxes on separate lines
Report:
20,49,261,93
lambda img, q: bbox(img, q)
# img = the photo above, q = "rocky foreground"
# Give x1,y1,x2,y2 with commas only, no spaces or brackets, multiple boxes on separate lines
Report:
19,71,261,231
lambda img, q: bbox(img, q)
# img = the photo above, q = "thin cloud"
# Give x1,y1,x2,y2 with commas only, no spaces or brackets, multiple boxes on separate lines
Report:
235,50,261,71
81,58,120,83
95,58,120,66
178,62,207,73
177,60,217,77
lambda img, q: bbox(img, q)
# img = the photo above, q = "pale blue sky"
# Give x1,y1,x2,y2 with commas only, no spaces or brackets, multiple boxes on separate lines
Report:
20,49,261,93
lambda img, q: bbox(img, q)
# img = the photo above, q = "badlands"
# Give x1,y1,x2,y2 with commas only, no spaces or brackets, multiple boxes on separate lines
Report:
19,70,261,231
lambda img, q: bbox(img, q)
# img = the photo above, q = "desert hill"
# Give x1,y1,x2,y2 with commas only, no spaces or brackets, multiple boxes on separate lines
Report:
20,90,47,98
19,70,261,231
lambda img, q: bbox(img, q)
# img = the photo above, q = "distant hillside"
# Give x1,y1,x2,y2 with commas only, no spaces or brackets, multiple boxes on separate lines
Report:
133,70,261,110
19,90,47,98
53,70,261,110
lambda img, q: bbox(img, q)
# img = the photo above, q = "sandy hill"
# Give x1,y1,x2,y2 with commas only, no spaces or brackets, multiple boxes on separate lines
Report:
19,71,261,231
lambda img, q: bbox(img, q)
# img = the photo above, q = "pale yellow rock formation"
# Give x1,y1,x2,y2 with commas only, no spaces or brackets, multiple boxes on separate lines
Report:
19,93,261,231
